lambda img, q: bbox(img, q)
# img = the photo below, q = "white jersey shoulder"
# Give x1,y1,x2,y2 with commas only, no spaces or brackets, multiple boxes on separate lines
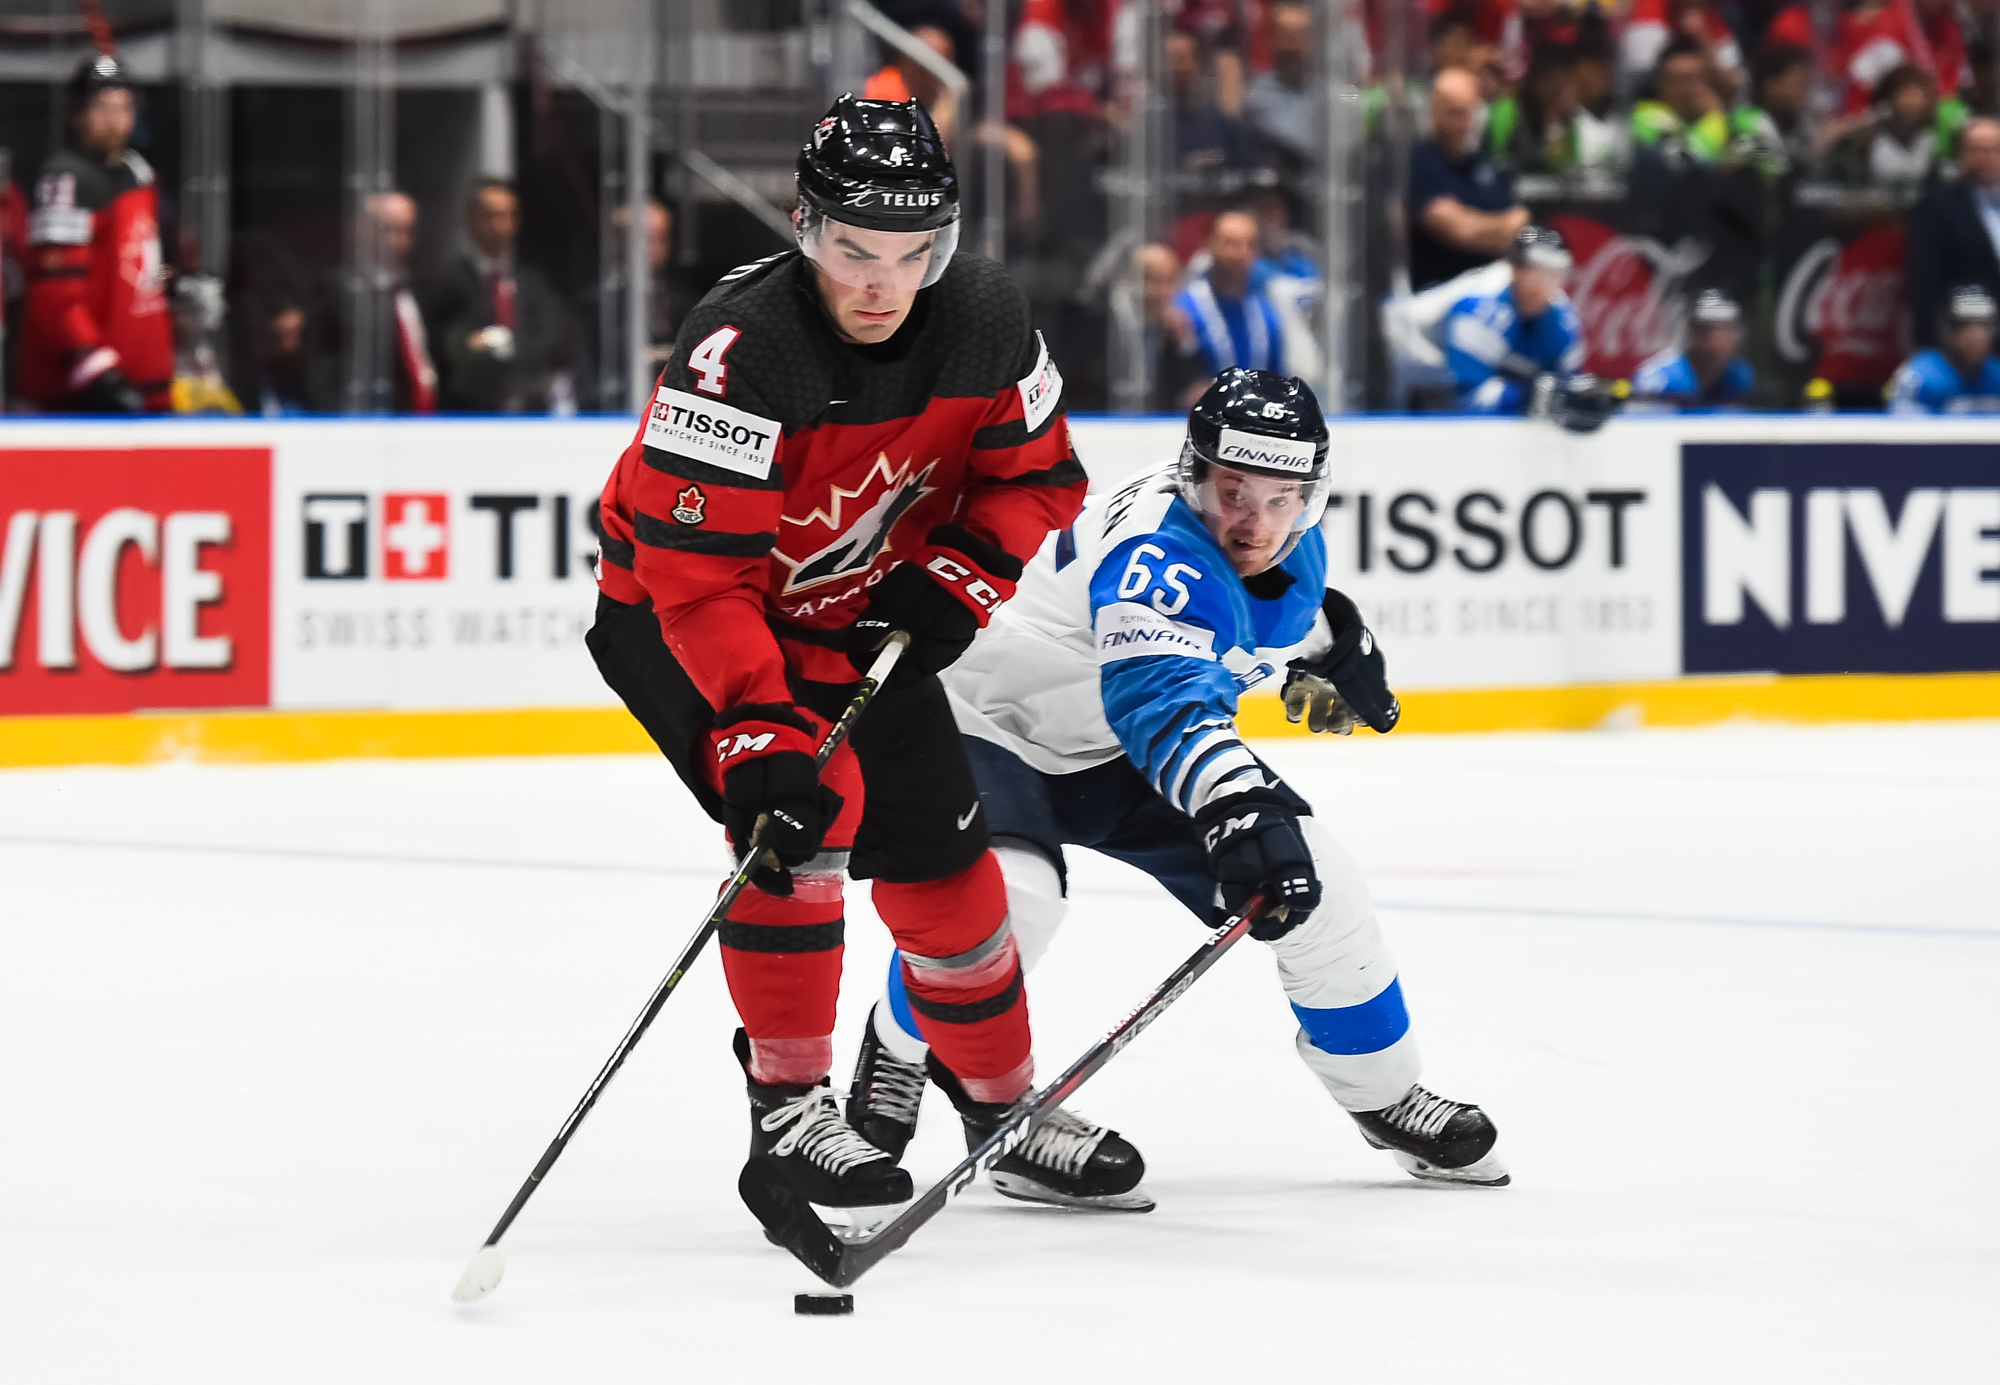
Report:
944,461,1324,775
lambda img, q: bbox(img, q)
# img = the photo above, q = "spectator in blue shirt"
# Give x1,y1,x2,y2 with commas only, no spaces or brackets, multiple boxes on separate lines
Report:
1409,67,1530,291
1888,284,2000,413
1444,224,1586,414
1173,208,1285,404
1632,289,1755,408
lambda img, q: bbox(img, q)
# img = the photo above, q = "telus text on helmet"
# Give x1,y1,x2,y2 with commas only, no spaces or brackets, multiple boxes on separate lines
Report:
844,189,945,208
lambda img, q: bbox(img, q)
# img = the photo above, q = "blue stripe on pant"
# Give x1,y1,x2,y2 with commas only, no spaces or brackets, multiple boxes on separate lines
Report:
1292,977,1409,1056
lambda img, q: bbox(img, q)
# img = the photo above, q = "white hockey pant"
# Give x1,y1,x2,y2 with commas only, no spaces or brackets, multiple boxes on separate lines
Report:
875,826,1419,1112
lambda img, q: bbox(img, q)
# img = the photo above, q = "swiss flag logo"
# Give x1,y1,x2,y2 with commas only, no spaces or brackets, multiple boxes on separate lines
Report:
382,493,449,580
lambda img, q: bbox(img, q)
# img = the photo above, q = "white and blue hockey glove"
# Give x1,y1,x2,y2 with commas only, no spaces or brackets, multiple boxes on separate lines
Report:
1196,789,1320,940
1283,590,1400,736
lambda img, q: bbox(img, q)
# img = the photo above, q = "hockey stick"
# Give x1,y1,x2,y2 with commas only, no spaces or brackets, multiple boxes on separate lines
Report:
452,631,911,1304
740,889,1272,1288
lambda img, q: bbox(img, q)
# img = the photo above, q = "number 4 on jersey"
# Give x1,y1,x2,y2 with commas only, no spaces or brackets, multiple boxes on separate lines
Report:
689,326,741,396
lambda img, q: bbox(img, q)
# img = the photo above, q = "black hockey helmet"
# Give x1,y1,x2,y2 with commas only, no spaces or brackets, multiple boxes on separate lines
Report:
1509,224,1573,273
67,53,131,113
796,93,961,291
1178,369,1333,560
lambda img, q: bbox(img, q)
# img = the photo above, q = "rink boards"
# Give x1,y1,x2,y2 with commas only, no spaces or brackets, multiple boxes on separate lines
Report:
1,413,1996,765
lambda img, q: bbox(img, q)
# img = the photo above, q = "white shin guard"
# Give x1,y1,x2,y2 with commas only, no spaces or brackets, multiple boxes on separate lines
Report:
1269,818,1422,1113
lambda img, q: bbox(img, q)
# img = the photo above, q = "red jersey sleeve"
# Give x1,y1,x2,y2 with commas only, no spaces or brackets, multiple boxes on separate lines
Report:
954,328,1088,565
621,349,793,713
22,175,110,389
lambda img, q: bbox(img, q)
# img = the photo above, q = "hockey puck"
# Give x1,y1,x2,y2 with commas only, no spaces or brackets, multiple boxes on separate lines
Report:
794,1292,854,1316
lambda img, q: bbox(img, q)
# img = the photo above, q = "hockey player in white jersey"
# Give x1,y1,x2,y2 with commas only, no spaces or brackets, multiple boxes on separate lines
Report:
844,368,1507,1208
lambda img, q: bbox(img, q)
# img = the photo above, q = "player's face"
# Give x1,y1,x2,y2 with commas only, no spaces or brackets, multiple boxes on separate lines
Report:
1690,320,1740,366
1513,264,1560,318
1947,318,1994,369
1202,464,1308,576
74,88,134,157
802,216,946,344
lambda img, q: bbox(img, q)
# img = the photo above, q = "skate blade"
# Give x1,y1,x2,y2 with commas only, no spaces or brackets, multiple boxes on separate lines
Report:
990,1170,1157,1213
1390,1149,1511,1187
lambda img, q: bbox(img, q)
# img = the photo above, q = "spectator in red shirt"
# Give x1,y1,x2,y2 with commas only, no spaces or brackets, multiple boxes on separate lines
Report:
1765,0,1927,113
1623,0,1745,100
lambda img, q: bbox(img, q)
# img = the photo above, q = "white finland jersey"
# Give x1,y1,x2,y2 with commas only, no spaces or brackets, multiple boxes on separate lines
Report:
944,460,1330,777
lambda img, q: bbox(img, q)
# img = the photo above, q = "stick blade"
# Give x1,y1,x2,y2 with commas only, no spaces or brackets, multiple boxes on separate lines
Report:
451,1245,507,1303
737,1156,849,1285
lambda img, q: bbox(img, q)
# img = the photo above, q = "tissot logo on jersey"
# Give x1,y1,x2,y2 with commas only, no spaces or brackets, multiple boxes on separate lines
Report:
644,386,779,480
776,456,939,599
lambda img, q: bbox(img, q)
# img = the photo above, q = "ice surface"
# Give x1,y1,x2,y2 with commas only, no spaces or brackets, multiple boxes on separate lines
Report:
1,722,1995,1383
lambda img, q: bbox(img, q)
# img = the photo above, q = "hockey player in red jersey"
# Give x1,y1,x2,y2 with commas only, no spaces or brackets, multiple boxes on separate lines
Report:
16,56,173,414
587,95,1143,1224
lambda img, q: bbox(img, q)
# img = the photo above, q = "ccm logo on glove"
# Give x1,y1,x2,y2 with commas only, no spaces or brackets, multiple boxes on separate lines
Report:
716,730,779,763
924,553,1004,611
1202,809,1262,852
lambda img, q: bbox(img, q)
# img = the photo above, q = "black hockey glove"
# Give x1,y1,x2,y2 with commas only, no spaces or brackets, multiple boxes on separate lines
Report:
709,703,844,896
1282,589,1400,735
1196,789,1320,941
847,524,1024,688
1531,372,1622,434
74,366,148,415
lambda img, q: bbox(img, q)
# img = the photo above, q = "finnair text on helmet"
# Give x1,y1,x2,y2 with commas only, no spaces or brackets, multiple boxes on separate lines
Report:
1216,428,1316,473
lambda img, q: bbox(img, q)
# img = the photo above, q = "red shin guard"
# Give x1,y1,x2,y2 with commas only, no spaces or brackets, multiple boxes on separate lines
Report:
712,742,862,1087
876,852,1034,1104
719,880,846,1085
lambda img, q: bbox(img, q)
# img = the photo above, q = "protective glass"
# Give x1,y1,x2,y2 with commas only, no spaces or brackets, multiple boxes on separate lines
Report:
797,209,960,293
1187,456,1331,539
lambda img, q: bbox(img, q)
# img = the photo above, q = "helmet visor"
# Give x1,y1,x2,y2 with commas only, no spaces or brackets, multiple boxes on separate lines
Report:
798,210,960,293
1188,458,1331,540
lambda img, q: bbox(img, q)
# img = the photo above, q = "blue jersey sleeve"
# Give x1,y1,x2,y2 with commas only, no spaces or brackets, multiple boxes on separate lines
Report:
1552,302,1586,374
1089,530,1276,817
1721,357,1754,401
1631,351,1689,398
1887,353,1944,414
1443,295,1507,391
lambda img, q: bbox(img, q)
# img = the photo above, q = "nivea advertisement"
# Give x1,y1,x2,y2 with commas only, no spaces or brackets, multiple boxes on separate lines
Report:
1682,442,2000,676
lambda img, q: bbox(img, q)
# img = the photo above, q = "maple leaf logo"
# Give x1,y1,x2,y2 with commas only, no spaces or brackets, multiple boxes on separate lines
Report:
774,455,938,595
671,485,706,525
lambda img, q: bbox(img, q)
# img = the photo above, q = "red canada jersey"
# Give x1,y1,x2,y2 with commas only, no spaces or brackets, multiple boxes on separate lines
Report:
597,250,1086,712
17,146,173,408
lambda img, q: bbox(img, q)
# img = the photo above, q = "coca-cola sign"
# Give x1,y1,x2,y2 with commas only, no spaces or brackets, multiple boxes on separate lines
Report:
1550,216,1709,379
1773,226,1907,386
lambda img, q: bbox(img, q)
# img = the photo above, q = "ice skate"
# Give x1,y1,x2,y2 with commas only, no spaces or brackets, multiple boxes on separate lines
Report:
928,1053,1154,1212
1351,1084,1509,1186
845,1008,927,1161
735,1030,911,1237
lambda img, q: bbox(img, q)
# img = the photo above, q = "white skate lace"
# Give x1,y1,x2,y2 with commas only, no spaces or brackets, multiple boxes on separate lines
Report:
1015,1107,1110,1179
864,1051,926,1127
1379,1085,1458,1139
761,1086,886,1176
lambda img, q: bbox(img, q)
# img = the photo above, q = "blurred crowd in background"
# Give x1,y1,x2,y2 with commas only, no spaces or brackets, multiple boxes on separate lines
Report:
1,0,1999,419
